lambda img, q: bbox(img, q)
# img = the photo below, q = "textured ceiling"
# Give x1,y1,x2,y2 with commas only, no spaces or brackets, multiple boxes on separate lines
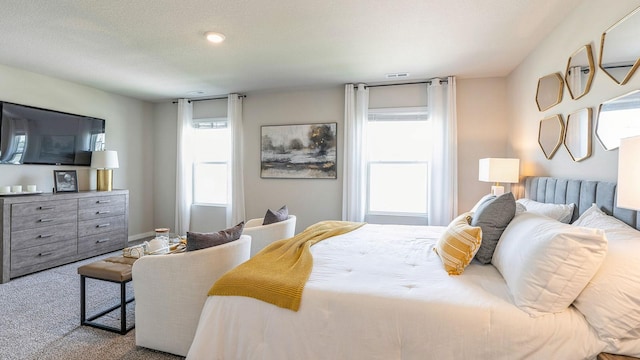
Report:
0,0,584,102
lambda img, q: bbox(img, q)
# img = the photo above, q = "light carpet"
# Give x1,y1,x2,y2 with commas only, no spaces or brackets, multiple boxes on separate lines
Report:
0,252,184,360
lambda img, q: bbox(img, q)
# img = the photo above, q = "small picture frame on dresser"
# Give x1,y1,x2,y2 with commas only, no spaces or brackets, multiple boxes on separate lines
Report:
53,170,78,193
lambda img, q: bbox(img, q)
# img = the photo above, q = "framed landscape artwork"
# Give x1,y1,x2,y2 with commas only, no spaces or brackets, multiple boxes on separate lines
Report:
261,123,337,179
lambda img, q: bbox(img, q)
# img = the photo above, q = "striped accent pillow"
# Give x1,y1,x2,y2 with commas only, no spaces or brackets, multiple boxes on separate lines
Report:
434,212,483,275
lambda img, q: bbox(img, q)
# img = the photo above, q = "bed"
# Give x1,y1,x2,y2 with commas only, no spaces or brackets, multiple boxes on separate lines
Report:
186,177,640,360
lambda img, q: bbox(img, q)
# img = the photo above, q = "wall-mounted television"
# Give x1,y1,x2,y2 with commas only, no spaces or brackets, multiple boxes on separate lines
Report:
0,102,105,166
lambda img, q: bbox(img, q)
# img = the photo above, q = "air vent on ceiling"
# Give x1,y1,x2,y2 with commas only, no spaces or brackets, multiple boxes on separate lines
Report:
385,72,409,79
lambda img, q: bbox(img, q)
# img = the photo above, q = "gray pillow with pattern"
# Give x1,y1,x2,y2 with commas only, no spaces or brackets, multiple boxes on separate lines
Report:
471,192,516,264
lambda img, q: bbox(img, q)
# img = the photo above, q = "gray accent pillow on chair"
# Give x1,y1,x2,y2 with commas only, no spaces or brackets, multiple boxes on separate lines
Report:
186,222,244,251
472,192,516,264
263,205,288,225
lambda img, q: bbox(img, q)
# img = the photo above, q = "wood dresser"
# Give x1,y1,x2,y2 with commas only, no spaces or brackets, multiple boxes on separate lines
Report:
0,190,128,283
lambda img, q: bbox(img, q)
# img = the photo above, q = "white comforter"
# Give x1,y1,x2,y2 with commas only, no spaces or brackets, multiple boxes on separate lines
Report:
187,224,605,360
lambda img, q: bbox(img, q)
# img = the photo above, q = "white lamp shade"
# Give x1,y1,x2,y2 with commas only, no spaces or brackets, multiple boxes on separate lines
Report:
617,136,640,210
479,158,520,183
91,150,119,169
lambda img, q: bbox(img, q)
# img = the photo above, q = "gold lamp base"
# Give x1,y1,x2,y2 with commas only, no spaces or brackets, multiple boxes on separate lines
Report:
97,169,113,191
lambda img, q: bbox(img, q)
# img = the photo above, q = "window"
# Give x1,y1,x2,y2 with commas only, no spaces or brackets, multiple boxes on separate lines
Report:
8,135,26,164
90,132,105,152
366,107,431,222
192,118,229,205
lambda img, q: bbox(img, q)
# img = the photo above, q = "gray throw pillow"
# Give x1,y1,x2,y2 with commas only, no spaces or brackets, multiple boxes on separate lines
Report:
263,205,288,225
186,222,244,251
471,192,516,264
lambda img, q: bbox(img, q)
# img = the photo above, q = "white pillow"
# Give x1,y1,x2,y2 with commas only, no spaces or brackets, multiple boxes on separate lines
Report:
573,227,640,343
516,198,575,223
492,212,607,317
572,203,633,230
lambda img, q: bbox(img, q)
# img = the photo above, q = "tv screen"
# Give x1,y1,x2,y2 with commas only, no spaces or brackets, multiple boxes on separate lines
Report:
0,102,105,166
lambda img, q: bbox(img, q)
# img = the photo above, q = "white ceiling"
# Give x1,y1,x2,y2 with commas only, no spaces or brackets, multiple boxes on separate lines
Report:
0,0,584,102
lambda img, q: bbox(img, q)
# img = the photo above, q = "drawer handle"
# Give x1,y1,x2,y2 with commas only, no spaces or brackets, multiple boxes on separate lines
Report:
38,234,53,239
38,206,54,210
97,200,111,204
96,238,110,244
38,219,53,223
96,223,111,228
39,252,53,257
96,210,111,215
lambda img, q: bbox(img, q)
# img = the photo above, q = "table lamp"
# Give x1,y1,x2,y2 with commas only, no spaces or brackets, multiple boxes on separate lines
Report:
617,136,640,210
478,158,520,196
91,150,119,191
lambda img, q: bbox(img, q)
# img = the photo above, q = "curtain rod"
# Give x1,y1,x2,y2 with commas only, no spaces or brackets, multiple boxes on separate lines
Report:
171,94,246,104
360,79,449,89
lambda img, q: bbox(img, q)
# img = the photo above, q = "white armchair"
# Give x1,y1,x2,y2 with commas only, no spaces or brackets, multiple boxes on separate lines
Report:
132,235,250,356
243,215,296,257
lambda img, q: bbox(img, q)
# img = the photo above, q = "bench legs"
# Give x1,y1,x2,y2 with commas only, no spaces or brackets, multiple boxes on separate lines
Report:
80,275,135,334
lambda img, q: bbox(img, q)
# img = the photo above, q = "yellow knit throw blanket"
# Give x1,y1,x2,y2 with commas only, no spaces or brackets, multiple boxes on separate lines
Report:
208,220,365,311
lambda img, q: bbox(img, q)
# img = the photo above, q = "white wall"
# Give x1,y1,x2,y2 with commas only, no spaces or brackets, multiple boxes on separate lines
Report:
0,64,155,239
507,0,640,182
243,88,344,232
457,78,510,210
241,81,509,228
152,79,509,232
369,83,427,108
153,89,345,234
153,88,345,233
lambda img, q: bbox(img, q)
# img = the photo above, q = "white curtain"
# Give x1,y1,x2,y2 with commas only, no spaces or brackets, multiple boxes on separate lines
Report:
226,94,246,227
175,99,193,235
428,77,458,226
342,84,369,222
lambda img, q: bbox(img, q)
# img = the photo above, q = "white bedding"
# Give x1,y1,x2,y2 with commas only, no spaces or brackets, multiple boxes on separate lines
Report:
187,224,605,360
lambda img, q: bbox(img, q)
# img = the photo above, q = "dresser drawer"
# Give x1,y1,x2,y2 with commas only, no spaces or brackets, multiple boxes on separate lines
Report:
11,200,78,231
78,230,126,257
11,209,78,231
11,223,77,251
11,238,77,276
11,199,77,217
79,195,126,211
78,215,126,237
78,202,126,221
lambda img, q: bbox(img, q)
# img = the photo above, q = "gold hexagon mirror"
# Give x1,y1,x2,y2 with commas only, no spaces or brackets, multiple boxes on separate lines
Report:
538,114,565,159
536,73,564,112
596,90,640,151
565,45,594,100
564,108,592,162
600,6,640,85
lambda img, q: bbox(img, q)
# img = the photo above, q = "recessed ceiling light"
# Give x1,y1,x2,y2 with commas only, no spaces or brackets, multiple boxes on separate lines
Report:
205,32,225,44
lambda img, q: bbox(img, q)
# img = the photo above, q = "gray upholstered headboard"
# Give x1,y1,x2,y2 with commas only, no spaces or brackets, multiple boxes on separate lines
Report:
523,176,640,231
